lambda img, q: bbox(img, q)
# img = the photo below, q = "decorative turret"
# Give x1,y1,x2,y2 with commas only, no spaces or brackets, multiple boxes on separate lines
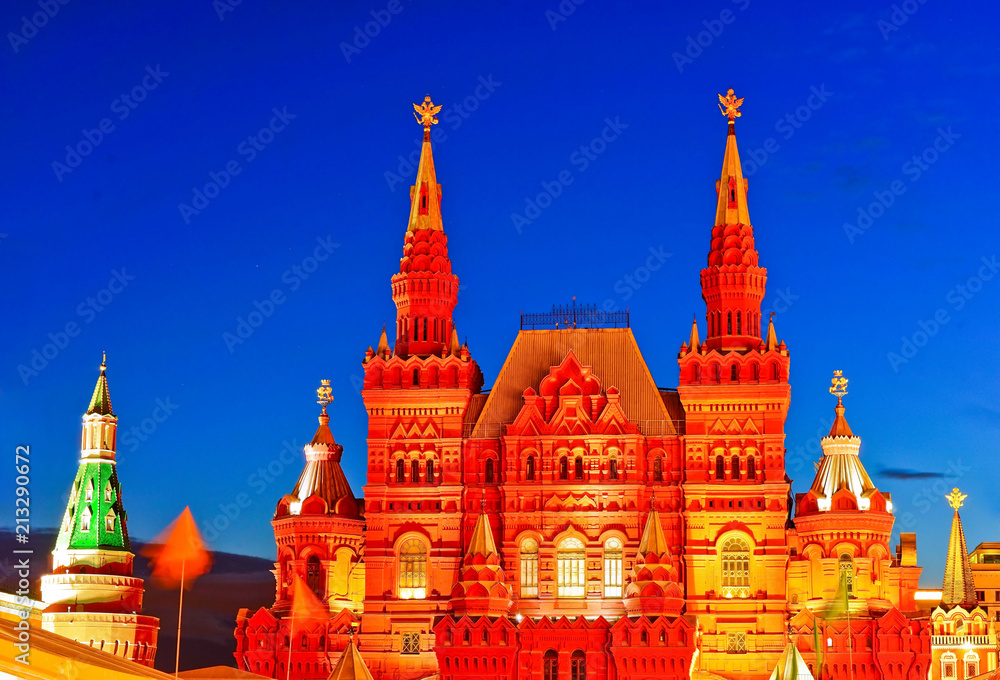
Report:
449,500,511,618
277,380,359,520
40,355,159,666
701,89,767,352
623,500,684,617
392,95,461,358
271,380,365,614
941,488,977,610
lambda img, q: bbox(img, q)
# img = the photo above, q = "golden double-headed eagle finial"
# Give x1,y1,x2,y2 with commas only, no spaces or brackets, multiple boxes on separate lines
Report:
718,88,743,121
829,370,848,403
946,488,967,510
316,379,333,413
413,95,442,129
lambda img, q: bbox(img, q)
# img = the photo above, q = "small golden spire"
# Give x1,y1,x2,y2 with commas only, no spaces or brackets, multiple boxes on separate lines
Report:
316,379,334,414
829,370,848,405
946,488,967,510
100,351,107,371
413,95,442,129
718,88,744,121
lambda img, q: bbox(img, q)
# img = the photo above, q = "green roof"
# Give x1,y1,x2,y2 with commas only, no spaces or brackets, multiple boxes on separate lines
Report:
87,367,114,416
54,461,130,553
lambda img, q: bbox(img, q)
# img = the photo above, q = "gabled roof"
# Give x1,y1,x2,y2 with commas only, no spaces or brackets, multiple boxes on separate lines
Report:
472,328,677,437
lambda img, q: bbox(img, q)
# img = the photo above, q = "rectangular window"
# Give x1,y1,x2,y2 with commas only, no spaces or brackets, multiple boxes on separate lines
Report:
520,553,539,598
604,554,622,598
557,552,585,598
401,632,420,655
726,632,747,654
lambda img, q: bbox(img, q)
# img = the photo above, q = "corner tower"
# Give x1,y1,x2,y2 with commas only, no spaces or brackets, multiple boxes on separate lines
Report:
359,96,484,680
40,355,159,666
677,91,792,679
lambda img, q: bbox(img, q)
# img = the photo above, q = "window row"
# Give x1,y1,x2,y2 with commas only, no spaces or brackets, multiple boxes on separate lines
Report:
71,505,117,533
708,309,762,338
394,458,440,484
542,650,587,680
523,455,662,482
712,455,759,481
691,362,781,383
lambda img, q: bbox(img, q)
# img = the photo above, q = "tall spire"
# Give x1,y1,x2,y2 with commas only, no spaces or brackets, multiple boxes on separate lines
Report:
688,315,700,353
638,505,670,557
408,96,444,232
391,95,461,357
702,88,767,352
942,488,977,609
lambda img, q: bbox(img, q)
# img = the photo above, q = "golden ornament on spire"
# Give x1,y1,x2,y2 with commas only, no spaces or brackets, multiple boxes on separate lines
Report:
316,379,333,413
829,370,848,403
718,88,744,121
100,351,107,371
946,487,967,510
413,95,442,129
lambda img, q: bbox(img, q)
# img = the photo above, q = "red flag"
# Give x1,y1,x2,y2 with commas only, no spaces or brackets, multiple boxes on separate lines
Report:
290,573,327,621
144,507,212,589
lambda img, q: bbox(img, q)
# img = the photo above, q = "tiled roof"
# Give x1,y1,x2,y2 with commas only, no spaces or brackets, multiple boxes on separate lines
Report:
471,328,679,437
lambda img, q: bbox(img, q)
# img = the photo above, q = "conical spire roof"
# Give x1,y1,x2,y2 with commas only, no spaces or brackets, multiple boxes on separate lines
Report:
466,505,498,558
942,488,977,609
714,89,752,229
689,316,700,351
376,325,391,356
767,641,814,680
765,314,778,351
407,96,444,232
87,353,114,416
328,641,374,680
638,505,670,556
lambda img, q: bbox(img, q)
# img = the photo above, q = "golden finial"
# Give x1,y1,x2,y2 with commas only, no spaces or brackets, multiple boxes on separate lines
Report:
829,370,848,404
316,379,333,414
718,88,744,121
946,488,967,510
413,95,443,129
100,351,107,372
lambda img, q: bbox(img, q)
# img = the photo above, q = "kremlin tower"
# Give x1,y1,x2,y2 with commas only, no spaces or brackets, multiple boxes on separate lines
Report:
40,355,159,666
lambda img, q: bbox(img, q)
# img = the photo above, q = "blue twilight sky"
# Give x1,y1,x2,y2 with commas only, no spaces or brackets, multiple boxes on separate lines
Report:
2,0,998,585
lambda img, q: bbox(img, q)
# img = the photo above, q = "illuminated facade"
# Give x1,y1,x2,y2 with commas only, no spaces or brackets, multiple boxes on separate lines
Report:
235,92,938,679
40,357,159,666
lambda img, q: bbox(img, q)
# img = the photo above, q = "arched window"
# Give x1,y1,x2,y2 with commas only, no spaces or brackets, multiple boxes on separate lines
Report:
574,457,584,480
412,368,420,386
559,457,568,480
730,364,739,382
398,539,427,599
608,458,618,480
526,455,535,481
411,459,420,483
721,535,751,598
306,554,323,598
964,651,980,678
543,650,558,680
395,459,405,483
736,311,742,335
747,456,756,480
727,311,732,334
716,455,725,479
771,363,780,380
712,363,721,381
839,554,854,596
941,652,956,679
604,537,623,597
693,364,701,382
571,650,586,680
731,455,740,479
426,459,435,484
520,538,539,598
485,459,495,484
557,537,586,598
652,456,663,482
